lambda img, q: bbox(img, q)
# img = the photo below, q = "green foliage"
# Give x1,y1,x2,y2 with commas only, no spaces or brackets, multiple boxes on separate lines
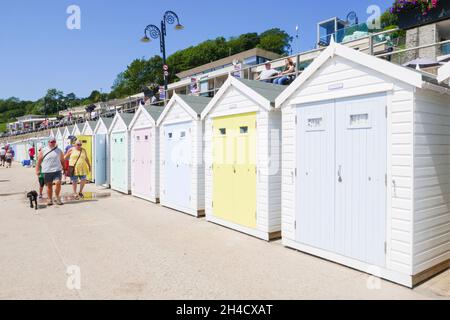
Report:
380,9,399,29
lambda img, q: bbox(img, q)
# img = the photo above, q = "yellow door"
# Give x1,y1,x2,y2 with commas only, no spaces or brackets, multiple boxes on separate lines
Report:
212,113,257,228
78,135,93,181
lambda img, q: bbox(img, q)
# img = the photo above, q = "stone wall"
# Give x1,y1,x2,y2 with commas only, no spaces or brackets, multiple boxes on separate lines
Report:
405,23,440,61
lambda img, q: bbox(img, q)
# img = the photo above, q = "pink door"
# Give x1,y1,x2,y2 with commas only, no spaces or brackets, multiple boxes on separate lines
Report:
133,128,153,199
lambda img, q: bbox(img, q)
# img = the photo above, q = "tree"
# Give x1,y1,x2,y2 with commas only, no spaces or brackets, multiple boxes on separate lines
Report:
42,89,64,115
258,28,292,55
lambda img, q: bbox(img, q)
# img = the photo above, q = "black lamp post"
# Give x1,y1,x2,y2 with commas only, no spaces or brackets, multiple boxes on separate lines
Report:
141,11,184,99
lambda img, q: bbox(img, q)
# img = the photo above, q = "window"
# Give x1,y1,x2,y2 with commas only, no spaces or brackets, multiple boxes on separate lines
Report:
349,113,370,129
180,131,186,138
240,126,249,134
145,135,149,140
307,118,323,129
219,128,226,135
136,136,140,141
168,132,173,139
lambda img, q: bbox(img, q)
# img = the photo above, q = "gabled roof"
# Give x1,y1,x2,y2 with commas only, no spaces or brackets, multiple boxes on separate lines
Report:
438,62,450,83
66,125,74,135
156,93,212,126
201,76,285,119
82,121,97,134
94,117,114,134
108,112,135,133
276,40,425,107
129,105,160,129
144,106,164,122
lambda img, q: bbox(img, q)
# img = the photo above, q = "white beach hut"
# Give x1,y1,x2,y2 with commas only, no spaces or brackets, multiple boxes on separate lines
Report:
201,77,285,241
129,105,164,203
276,41,450,287
109,113,134,194
156,94,211,217
93,117,114,187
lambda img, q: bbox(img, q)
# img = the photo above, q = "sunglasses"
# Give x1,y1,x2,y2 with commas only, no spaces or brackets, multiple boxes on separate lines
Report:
50,141,57,144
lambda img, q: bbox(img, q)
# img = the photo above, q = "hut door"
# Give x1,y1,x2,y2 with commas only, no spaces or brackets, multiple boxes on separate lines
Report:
164,122,192,210
133,128,152,198
334,94,387,267
213,113,257,228
95,134,107,186
79,136,93,181
111,133,126,190
296,102,335,252
295,94,387,267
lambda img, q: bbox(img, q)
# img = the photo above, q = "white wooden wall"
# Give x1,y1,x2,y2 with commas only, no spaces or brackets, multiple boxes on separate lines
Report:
281,56,416,276
413,89,450,274
159,100,203,214
204,86,282,235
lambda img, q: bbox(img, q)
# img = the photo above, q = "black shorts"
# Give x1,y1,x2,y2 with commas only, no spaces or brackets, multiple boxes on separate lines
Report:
6,158,12,164
30,156,35,161
0,155,5,161
43,171,62,184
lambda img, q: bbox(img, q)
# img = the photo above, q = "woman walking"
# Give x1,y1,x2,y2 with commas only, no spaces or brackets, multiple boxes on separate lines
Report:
65,140,91,199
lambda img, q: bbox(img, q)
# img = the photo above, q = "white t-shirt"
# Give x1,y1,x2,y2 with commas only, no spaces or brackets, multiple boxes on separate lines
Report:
259,69,279,80
0,149,5,156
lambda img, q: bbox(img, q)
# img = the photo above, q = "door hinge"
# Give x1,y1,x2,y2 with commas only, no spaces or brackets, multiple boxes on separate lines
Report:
384,242,387,254
385,174,387,186
295,115,298,125
295,168,298,177
294,221,297,230
385,106,388,118
212,201,214,208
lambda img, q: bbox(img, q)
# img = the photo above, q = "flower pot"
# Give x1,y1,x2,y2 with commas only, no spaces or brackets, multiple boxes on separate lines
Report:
397,1,450,30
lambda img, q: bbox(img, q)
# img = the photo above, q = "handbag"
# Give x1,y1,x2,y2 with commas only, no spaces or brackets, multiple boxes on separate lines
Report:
68,149,83,177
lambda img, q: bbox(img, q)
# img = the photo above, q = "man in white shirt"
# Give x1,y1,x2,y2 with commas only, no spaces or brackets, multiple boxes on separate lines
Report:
256,62,279,83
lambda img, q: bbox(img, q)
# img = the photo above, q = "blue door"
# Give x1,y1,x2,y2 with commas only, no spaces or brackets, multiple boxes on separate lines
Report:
95,134,107,186
164,121,192,211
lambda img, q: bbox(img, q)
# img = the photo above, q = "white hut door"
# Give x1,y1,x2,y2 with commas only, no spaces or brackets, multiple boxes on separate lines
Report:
164,122,192,210
296,102,335,252
334,94,387,267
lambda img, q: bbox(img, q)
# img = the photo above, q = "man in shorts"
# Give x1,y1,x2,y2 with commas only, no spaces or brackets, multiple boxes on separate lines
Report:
35,139,65,206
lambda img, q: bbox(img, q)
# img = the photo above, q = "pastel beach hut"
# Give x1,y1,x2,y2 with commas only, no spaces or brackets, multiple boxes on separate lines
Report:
55,128,65,150
93,117,114,187
79,121,97,182
109,113,134,194
129,105,164,203
275,41,450,287
201,76,285,241
156,94,212,217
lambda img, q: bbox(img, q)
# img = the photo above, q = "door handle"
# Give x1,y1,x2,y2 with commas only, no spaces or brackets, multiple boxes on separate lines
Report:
233,165,236,174
338,165,343,183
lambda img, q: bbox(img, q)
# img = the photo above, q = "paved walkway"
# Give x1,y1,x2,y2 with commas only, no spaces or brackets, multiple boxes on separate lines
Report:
0,164,448,300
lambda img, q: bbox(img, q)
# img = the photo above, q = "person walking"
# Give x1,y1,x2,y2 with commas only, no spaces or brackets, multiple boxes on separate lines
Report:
0,146,6,167
29,145,36,167
65,140,91,199
35,139,65,206
5,148,14,168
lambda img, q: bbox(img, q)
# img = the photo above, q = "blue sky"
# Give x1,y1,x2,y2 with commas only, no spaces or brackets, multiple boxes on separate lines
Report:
0,0,391,101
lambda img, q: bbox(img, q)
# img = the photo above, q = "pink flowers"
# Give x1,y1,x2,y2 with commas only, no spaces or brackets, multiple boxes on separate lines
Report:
390,0,439,15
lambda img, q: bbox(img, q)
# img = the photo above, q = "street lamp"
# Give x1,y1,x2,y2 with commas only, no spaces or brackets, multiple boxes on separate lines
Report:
141,10,184,100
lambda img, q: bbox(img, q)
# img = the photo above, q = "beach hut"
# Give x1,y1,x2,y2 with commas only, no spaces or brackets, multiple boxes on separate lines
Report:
63,125,74,151
201,77,285,241
156,94,211,217
93,117,114,187
49,128,56,138
55,128,64,151
72,123,83,136
109,113,134,194
129,105,164,203
275,41,450,287
79,121,97,182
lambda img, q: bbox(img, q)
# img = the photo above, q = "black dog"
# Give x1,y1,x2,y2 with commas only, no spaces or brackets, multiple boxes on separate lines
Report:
27,191,38,211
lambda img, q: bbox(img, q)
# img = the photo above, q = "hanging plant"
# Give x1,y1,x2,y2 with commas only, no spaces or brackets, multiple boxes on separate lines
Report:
390,0,439,16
